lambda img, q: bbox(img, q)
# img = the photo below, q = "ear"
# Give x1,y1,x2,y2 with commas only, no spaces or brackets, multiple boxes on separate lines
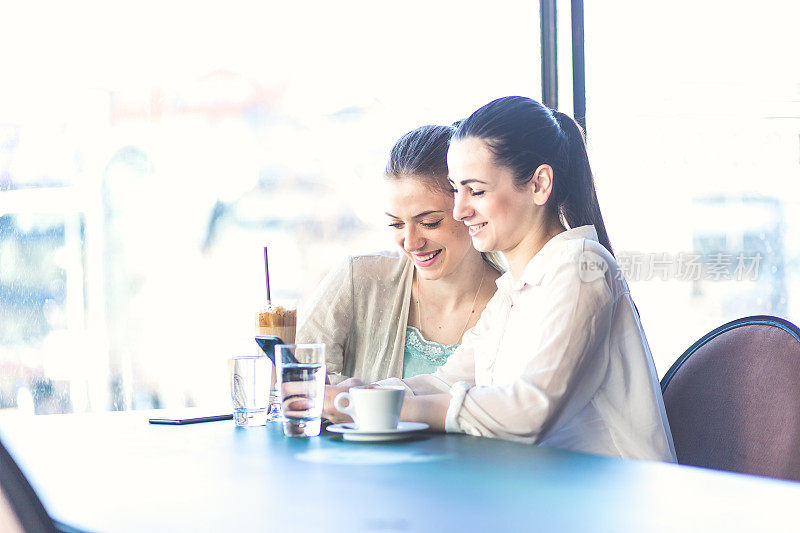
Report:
530,164,554,206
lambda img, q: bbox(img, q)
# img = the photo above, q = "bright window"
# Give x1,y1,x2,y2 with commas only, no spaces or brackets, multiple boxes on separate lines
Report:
584,0,800,374
0,1,541,413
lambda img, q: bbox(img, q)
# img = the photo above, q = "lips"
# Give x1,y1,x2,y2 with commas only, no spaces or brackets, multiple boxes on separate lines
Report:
468,222,487,236
412,249,442,267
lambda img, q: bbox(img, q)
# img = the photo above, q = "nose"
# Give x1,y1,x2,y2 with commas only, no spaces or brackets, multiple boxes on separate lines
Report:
403,225,425,252
453,191,473,222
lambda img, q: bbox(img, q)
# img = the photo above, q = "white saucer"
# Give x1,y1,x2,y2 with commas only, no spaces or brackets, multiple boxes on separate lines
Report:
326,422,429,442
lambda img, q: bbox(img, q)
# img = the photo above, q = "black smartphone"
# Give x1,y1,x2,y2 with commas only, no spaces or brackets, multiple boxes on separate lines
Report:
254,335,299,365
149,414,233,425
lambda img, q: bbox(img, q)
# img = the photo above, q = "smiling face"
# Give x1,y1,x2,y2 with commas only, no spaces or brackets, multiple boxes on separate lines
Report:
447,137,541,255
385,176,476,281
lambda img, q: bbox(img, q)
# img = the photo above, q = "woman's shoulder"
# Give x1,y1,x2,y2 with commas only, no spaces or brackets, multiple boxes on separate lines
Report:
303,250,411,318
523,228,615,289
543,228,613,267
348,250,410,278
546,232,626,298
318,250,410,290
348,249,405,265
346,251,413,316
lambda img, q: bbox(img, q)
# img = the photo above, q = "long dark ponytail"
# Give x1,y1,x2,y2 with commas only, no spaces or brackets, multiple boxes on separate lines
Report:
454,96,613,256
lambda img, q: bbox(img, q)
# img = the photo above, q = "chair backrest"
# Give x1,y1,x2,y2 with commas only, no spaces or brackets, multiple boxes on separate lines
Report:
0,435,58,533
1,487,25,533
661,315,800,481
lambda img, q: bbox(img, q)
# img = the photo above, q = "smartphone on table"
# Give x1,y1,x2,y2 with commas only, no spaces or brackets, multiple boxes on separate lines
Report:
149,413,233,425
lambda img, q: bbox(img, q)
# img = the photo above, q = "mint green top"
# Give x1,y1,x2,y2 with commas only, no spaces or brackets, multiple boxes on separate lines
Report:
402,326,459,378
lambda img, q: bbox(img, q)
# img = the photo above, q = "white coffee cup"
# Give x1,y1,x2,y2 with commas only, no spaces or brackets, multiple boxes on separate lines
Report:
333,386,405,431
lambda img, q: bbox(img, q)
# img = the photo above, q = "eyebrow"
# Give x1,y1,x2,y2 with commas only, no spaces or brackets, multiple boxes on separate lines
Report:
448,178,488,186
385,210,446,219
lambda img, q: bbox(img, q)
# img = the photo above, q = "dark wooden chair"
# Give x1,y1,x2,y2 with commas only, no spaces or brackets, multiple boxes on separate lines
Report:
0,436,59,533
661,315,800,481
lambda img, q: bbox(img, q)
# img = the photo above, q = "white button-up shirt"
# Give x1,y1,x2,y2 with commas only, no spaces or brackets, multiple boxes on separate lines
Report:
391,226,676,461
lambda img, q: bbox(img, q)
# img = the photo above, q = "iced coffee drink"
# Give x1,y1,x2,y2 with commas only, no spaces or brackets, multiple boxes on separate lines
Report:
255,301,297,422
256,303,297,346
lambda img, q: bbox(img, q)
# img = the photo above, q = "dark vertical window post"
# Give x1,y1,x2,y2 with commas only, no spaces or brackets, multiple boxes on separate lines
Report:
540,0,558,110
571,0,587,135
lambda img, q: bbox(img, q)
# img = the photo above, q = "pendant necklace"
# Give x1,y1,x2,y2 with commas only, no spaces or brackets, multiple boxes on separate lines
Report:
415,268,486,343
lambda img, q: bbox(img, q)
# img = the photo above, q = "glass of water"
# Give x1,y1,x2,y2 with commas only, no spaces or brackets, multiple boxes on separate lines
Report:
276,343,326,437
230,355,270,427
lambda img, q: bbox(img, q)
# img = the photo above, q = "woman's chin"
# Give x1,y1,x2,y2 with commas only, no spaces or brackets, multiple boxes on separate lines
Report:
471,238,494,253
416,269,442,282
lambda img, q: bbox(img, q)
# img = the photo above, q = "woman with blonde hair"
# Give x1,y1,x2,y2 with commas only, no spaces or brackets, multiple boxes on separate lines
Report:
298,125,501,383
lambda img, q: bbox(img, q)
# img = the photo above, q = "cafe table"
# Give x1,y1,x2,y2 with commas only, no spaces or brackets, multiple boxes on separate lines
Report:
1,410,799,532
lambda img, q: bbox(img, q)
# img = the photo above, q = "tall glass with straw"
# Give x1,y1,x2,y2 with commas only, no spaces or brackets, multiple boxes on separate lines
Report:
255,246,297,422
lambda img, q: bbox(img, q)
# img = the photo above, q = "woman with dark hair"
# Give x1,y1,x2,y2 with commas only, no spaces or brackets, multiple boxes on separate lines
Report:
297,125,501,384
324,97,675,461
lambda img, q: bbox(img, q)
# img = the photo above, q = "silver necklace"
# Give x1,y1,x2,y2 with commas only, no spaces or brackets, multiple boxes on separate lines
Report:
415,268,486,343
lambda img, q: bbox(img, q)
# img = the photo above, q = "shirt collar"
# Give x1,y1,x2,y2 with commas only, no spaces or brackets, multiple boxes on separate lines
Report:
496,225,599,292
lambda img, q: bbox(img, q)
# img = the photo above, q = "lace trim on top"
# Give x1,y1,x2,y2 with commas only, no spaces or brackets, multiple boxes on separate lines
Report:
404,326,459,366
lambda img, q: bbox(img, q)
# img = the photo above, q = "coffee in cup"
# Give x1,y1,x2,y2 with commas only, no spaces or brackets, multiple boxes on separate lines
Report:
333,386,405,431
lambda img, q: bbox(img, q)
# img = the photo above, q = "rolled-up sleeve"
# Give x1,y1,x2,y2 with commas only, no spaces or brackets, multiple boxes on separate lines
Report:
449,257,613,443
444,381,471,432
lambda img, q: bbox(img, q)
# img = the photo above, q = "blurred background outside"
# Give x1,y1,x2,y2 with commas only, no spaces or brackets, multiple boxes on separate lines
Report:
1,0,798,414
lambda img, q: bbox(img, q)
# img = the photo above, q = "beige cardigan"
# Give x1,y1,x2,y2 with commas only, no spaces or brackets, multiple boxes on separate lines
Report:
296,251,414,385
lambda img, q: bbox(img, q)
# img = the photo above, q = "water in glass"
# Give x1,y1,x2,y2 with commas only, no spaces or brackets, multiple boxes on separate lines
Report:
276,344,326,437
